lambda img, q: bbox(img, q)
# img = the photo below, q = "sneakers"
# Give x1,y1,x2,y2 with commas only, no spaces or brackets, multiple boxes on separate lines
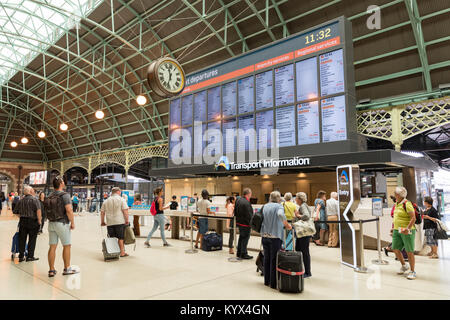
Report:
397,264,409,274
163,243,172,247
429,253,439,259
406,271,417,280
144,241,151,248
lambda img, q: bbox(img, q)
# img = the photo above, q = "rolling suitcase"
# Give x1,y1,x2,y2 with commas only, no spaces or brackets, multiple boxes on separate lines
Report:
102,227,120,261
277,229,304,293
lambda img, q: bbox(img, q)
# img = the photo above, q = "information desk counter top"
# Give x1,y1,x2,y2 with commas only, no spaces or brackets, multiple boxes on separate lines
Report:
128,209,228,217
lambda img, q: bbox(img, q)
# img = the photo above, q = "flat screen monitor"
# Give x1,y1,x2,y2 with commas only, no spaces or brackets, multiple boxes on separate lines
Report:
29,171,48,185
238,76,254,114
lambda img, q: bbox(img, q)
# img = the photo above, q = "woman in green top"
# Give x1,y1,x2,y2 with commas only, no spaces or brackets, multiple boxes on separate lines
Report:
392,186,417,280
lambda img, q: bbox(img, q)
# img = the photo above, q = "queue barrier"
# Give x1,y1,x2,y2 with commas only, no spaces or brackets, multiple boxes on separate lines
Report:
185,213,240,263
309,217,387,272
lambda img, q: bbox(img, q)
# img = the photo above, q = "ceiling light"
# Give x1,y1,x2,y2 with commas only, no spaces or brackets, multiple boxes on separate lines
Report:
10,141,18,148
60,123,68,131
136,95,147,106
95,110,105,119
37,131,46,138
21,137,28,144
401,151,424,158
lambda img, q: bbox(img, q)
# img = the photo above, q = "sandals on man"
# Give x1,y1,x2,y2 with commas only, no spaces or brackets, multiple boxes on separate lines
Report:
120,253,129,257
48,270,57,277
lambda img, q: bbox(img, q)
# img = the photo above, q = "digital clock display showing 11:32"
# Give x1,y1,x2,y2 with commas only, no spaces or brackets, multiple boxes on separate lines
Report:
304,27,332,44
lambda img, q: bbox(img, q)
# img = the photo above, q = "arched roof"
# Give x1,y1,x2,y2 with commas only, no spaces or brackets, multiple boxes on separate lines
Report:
0,0,449,162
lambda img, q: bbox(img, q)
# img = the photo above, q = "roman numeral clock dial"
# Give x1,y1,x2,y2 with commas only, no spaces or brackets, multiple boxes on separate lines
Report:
147,58,186,98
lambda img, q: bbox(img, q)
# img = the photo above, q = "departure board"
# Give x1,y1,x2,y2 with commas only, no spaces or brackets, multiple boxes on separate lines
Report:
207,86,221,121
238,76,254,114
320,49,345,96
296,57,318,101
194,91,207,122
297,101,320,145
275,106,296,147
170,98,181,130
255,70,273,110
181,95,193,126
222,81,237,117
170,127,192,160
238,114,255,152
168,17,356,165
321,95,347,142
256,110,274,149
275,64,294,106
223,118,237,153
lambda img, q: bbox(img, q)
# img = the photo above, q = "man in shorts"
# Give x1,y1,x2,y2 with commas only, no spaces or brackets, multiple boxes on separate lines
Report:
101,187,129,257
46,176,78,277
392,186,417,280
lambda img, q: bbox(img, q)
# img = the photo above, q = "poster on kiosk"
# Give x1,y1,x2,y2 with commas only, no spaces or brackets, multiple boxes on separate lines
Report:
337,165,361,269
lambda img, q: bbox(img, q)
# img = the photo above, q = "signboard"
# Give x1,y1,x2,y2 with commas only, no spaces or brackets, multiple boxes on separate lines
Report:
168,16,358,166
372,197,383,217
337,165,361,269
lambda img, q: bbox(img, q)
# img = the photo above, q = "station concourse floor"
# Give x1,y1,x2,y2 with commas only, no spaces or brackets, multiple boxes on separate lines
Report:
1,209,450,300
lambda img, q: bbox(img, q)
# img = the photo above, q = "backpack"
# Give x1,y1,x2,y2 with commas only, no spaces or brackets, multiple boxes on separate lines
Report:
44,192,67,221
250,205,264,233
402,201,422,225
150,197,158,216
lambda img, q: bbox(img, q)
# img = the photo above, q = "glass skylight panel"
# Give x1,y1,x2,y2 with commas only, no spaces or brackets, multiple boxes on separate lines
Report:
0,0,103,84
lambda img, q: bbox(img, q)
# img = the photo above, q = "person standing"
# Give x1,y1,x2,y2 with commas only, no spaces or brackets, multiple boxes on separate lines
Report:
45,176,78,277
170,195,179,210
423,196,440,259
101,187,129,258
0,191,5,215
326,192,339,247
294,192,312,278
144,187,171,247
234,188,254,260
13,186,42,262
261,191,293,289
392,186,417,280
313,191,328,246
38,192,47,234
132,193,142,236
195,189,213,249
12,192,20,213
72,193,79,213
282,193,296,222
226,196,236,254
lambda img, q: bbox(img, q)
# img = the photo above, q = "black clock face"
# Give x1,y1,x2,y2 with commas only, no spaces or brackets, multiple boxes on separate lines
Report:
157,61,184,93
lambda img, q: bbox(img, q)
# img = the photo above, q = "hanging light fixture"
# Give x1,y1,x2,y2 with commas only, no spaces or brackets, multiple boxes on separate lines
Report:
38,131,46,138
11,141,18,148
95,110,105,119
60,123,68,131
136,94,147,106
21,137,29,144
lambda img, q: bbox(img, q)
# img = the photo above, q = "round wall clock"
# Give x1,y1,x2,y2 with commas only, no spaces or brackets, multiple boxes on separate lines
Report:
147,57,185,98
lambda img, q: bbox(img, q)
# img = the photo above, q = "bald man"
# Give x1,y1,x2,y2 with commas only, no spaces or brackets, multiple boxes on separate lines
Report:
13,186,42,262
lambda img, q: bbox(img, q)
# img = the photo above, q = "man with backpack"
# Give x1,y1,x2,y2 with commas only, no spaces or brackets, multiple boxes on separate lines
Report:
45,176,78,277
13,186,42,262
391,186,418,280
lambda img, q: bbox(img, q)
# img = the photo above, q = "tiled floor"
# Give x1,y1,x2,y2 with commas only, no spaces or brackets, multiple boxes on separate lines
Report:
1,209,450,300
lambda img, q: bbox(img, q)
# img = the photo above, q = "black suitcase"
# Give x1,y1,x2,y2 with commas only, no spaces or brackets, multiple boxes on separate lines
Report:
277,229,304,293
256,251,264,276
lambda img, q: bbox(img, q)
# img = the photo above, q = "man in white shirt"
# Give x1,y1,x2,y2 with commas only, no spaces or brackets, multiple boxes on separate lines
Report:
101,187,129,257
326,192,339,247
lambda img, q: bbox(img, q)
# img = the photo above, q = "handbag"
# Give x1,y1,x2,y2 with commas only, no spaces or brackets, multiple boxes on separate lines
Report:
434,222,448,240
124,224,136,248
293,218,316,238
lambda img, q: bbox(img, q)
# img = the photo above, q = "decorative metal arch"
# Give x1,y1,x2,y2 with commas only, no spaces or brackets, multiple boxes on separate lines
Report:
357,96,450,150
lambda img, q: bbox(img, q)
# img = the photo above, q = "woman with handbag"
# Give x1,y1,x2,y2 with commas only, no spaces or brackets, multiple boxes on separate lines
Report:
294,192,313,278
423,196,440,259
